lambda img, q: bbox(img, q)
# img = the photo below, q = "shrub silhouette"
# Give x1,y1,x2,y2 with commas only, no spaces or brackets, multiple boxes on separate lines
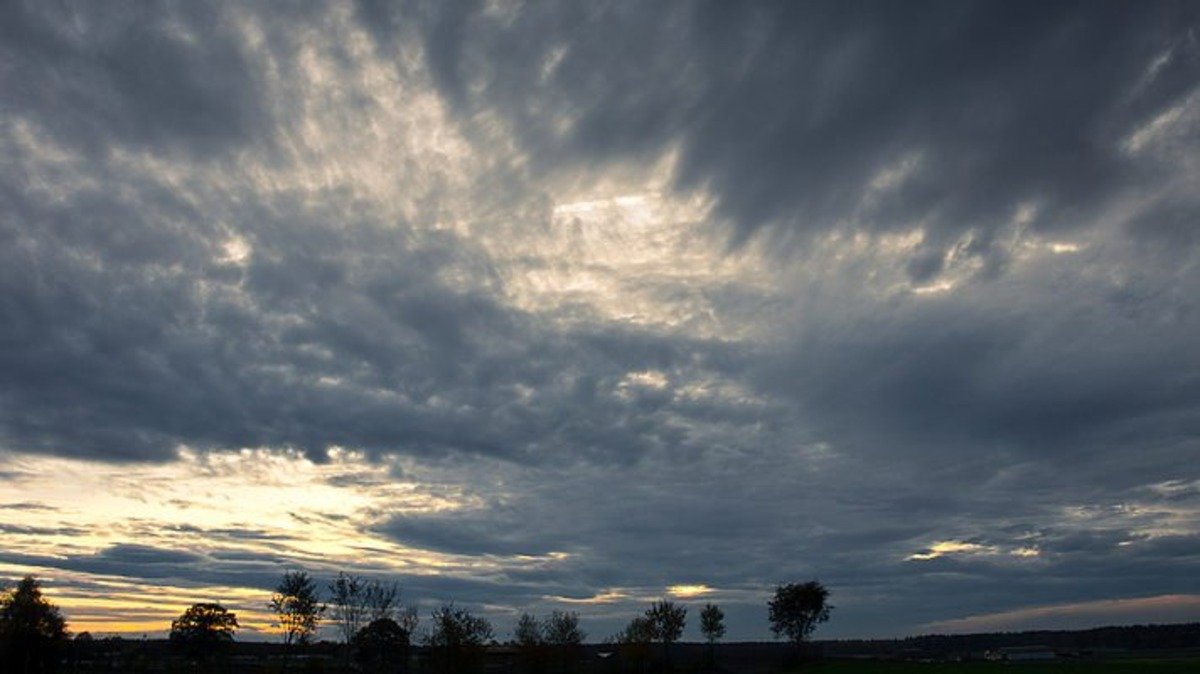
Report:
353,617,410,672
169,602,238,661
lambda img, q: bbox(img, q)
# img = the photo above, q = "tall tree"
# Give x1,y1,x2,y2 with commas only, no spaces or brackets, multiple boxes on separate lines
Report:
0,576,68,674
169,603,238,660
328,573,367,646
699,603,725,669
616,616,654,674
365,579,401,624
329,573,403,643
514,612,543,648
543,610,584,648
544,610,584,672
768,581,832,658
644,600,686,669
513,613,545,673
268,570,324,647
425,604,493,674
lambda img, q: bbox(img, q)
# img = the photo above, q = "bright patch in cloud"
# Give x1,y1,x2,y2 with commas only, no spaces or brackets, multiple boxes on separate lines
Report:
906,540,998,561
667,584,713,598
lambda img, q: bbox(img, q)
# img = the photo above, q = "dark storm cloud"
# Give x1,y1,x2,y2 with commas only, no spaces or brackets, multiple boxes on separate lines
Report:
377,511,562,556
759,277,1200,467
0,545,204,581
0,543,297,592
96,543,206,567
0,155,753,462
0,1,270,158
387,0,1200,258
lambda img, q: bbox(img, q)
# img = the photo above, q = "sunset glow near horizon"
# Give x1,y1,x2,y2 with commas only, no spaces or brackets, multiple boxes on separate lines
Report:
2,1,1199,642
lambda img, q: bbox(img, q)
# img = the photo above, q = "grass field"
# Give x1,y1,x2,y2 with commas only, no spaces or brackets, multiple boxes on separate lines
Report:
790,658,1200,673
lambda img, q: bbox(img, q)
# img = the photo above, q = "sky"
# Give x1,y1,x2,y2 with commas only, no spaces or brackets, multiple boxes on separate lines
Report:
1,0,1199,643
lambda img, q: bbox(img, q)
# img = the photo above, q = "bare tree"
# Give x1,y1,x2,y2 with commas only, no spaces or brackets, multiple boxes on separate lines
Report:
365,580,401,623
330,574,404,642
328,573,368,646
396,605,419,635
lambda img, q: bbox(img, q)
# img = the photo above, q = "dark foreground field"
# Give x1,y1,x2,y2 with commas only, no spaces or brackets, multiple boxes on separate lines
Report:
59,658,1200,674
62,654,1200,674
791,658,1200,673
60,633,1200,673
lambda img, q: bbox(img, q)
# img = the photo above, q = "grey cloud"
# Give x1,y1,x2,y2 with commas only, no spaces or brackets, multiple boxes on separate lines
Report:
752,256,1200,479
0,151,754,462
0,1,271,158
0,501,58,511
376,511,562,557
0,544,296,593
386,1,1200,266
97,543,205,567
0,523,85,537
165,524,293,543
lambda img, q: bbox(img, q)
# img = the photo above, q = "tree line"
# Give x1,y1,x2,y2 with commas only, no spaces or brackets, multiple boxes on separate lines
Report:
0,572,832,673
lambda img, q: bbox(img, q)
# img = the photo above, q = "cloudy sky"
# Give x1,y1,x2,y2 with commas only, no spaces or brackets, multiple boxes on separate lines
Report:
2,0,1199,642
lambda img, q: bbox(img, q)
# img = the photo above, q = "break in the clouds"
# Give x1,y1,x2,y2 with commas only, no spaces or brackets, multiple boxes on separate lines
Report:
1,0,1199,640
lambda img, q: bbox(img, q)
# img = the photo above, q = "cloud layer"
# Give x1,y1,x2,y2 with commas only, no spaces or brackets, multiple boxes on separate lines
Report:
1,0,1198,639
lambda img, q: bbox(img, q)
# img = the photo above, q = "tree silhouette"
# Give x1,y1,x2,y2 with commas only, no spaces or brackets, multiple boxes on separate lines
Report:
395,604,419,637
0,575,68,674
768,581,832,659
328,572,368,647
329,573,403,653
514,613,545,673
365,579,402,623
70,631,94,669
425,604,493,674
169,603,238,661
615,616,654,673
544,610,584,673
700,603,725,669
353,617,410,673
268,570,324,647
644,600,686,669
